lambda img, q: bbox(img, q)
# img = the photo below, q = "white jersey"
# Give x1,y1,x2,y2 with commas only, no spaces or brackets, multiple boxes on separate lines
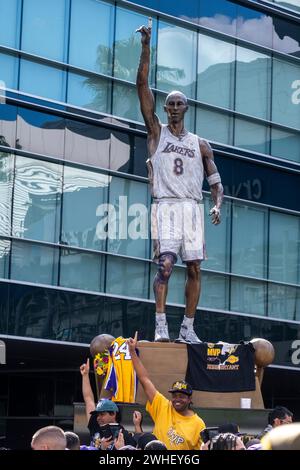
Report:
147,125,204,201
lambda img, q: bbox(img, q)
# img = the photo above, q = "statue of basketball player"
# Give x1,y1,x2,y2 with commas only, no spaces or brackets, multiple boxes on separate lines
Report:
136,22,224,343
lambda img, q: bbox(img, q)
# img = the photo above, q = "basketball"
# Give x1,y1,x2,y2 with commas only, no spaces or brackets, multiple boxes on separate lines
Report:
90,334,115,357
250,338,275,367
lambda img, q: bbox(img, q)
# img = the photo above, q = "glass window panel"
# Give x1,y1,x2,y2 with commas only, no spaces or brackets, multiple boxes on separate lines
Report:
0,103,17,148
67,72,111,114
110,131,131,173
60,249,105,292
234,118,270,154
273,16,300,57
271,127,300,164
196,107,233,146
232,203,267,278
107,177,150,258
155,94,195,132
150,263,185,304
65,119,110,168
132,136,148,178
230,278,266,316
0,153,14,236
69,0,114,74
268,284,300,321
0,53,19,89
112,82,143,123
12,156,62,243
201,272,229,310
21,0,68,61
236,5,273,48
61,166,109,251
272,58,300,129
273,0,300,13
0,239,10,278
157,0,200,21
236,47,271,120
10,240,59,285
106,256,149,298
155,93,196,134
197,34,235,110
198,0,237,36
157,21,197,98
269,211,300,284
17,107,65,158
114,8,156,84
19,59,66,102
203,197,230,272
0,0,20,47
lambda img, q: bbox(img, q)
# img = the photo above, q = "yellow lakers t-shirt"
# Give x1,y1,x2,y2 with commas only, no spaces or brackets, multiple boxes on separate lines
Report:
146,391,205,450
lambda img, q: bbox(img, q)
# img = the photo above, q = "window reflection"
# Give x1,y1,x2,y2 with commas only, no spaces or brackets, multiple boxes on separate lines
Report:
0,52,19,90
197,34,235,110
237,4,273,48
0,0,21,48
65,119,110,168
0,104,17,148
231,278,266,316
157,21,197,98
112,82,144,122
19,58,66,102
268,284,300,321
269,211,300,284
198,0,237,35
60,249,105,292
106,256,149,298
232,204,267,278
69,0,114,74
272,58,300,129
201,272,229,311
273,0,300,13
21,0,68,61
12,156,62,243
204,197,230,273
67,72,111,114
107,176,150,258
61,166,109,251
272,16,300,57
114,7,153,83
10,240,59,285
16,107,65,158
0,153,14,236
0,238,10,278
271,127,300,163
236,47,271,120
196,106,233,146
234,118,270,154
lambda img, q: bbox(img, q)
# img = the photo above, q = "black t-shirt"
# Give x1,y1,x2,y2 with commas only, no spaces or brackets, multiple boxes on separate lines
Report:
88,415,136,449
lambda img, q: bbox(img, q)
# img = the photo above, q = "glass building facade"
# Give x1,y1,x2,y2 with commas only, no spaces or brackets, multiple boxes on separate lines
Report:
0,0,300,447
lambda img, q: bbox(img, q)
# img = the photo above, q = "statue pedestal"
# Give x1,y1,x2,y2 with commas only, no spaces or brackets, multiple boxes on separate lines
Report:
135,341,264,409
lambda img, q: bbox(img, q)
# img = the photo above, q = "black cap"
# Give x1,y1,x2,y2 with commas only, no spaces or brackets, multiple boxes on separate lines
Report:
168,380,193,396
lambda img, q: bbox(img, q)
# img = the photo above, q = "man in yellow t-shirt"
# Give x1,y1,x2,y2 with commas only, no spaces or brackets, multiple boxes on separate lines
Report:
127,333,206,450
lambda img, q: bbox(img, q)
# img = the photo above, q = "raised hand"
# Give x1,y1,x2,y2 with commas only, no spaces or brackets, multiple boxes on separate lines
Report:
127,331,138,354
80,358,90,376
136,18,152,45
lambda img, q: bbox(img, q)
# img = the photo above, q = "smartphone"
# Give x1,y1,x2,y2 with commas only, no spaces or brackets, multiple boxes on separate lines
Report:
99,424,113,439
109,424,122,439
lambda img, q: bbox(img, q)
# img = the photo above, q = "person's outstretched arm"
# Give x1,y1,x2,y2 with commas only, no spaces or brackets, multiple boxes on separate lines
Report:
80,358,95,423
127,332,157,403
200,138,224,225
136,22,161,154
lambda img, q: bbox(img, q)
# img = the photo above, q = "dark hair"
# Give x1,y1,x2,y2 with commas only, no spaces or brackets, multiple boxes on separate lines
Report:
144,440,167,450
268,406,293,425
65,431,80,450
210,433,239,450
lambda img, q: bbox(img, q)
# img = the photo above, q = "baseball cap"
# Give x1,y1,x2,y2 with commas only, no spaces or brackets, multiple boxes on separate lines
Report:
90,399,119,415
168,380,193,395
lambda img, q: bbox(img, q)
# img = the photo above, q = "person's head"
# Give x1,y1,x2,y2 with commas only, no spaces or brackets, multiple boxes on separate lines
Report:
218,423,240,435
137,433,158,450
268,406,293,427
168,380,193,413
164,91,188,124
210,433,245,451
90,399,119,426
65,431,80,450
31,426,66,450
144,440,167,450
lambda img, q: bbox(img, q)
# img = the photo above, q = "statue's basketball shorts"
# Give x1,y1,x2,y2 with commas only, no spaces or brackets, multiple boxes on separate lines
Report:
151,198,207,263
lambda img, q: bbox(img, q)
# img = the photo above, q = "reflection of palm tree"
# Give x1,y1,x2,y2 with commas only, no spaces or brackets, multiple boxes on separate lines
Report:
84,37,188,113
